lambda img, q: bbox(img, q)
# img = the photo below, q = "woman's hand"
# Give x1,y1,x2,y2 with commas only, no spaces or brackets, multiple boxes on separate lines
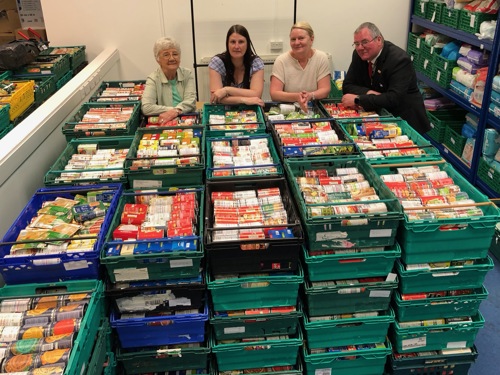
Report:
157,108,179,124
298,91,309,113
210,87,229,104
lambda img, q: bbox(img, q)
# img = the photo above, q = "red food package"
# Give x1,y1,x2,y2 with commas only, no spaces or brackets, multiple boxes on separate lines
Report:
138,228,164,240
113,224,139,240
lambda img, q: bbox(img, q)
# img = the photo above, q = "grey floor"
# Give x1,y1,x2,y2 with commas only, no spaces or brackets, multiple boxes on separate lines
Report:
468,252,500,375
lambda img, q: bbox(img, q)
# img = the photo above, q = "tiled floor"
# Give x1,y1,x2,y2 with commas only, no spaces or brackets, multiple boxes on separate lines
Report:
469,252,500,375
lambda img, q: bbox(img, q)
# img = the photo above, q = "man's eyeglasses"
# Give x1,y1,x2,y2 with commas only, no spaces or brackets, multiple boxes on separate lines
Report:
352,37,378,48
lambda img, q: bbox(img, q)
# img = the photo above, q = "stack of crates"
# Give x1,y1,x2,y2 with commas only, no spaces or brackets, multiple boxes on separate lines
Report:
0,79,35,122
283,157,401,375
203,103,304,374
102,187,208,374
40,45,87,78
13,53,72,91
374,161,499,374
0,183,123,374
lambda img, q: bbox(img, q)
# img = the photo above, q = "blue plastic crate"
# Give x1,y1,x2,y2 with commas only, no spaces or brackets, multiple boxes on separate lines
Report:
0,184,123,284
110,303,208,348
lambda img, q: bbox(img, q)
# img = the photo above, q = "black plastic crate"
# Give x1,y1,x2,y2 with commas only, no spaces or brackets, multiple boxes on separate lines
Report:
205,177,303,275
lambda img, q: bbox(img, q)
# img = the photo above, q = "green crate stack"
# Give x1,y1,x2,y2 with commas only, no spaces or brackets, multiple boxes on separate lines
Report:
426,108,467,143
281,156,401,375
33,75,56,106
90,80,146,103
102,187,209,373
373,160,498,368
41,45,86,72
432,54,458,89
13,53,71,82
56,70,73,90
204,175,304,372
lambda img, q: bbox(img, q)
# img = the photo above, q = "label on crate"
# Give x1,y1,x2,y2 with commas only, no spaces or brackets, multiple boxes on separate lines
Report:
63,260,89,271
447,341,467,349
170,259,194,268
369,290,391,298
169,298,191,307
133,180,163,188
316,231,347,240
402,336,427,351
114,268,149,282
386,273,397,282
369,229,392,238
314,369,332,375
153,168,177,175
224,326,246,334
341,219,368,226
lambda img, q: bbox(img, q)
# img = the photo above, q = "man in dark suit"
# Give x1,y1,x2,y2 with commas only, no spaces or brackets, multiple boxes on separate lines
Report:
342,22,431,134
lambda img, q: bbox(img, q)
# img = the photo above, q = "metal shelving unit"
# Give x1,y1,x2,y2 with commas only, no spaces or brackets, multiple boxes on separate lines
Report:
410,4,500,197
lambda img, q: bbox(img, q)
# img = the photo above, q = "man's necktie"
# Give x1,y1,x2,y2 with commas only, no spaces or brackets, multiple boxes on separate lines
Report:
368,62,373,79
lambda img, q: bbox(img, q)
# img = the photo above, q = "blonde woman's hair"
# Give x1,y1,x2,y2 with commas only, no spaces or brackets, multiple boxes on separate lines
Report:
291,21,314,38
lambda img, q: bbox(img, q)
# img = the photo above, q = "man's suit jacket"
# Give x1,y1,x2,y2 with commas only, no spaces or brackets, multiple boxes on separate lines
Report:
343,40,431,134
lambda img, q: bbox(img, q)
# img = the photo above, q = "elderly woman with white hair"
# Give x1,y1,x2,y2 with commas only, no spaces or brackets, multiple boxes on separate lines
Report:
141,36,197,124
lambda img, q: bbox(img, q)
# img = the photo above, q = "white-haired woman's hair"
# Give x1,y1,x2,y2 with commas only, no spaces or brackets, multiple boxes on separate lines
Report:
153,37,181,61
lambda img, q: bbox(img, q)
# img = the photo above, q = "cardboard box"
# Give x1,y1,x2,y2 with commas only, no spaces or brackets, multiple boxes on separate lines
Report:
0,31,14,44
16,0,44,29
0,9,21,33
14,27,46,41
0,0,17,10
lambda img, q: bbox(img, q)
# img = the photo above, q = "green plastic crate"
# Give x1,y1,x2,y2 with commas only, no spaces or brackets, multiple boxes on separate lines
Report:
202,103,266,137
117,343,210,375
101,187,204,283
14,53,71,81
417,53,434,77
391,312,484,353
33,75,56,106
426,108,467,143
304,275,399,316
431,66,454,88
426,1,445,23
210,304,302,340
44,136,134,186
303,308,394,348
56,69,73,90
413,0,428,18
0,123,12,139
443,124,467,157
211,330,302,371
104,352,116,375
440,7,461,28
303,242,401,282
318,99,393,119
391,162,500,263
389,345,478,375
90,80,146,103
459,10,497,34
478,156,500,194
62,102,141,141
396,257,494,294
407,32,424,52
393,285,488,322
125,126,205,189
284,158,403,251
407,47,420,66
41,45,86,71
434,53,458,72
0,279,105,375
0,103,9,131
490,225,500,262
206,134,284,180
328,78,343,100
207,266,303,312
210,358,303,375
84,318,111,375
339,117,442,165
302,340,391,375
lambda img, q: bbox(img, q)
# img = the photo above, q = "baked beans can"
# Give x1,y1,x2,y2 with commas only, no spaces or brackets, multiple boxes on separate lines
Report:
8,333,74,356
32,363,66,374
1,353,41,372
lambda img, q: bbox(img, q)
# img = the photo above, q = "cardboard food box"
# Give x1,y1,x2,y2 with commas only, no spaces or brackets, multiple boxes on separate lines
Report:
0,9,21,33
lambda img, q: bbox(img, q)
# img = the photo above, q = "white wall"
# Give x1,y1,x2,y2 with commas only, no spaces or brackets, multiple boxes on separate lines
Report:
41,0,411,101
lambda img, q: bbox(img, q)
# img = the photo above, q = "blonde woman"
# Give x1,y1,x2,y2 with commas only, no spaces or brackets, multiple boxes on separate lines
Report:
270,21,331,112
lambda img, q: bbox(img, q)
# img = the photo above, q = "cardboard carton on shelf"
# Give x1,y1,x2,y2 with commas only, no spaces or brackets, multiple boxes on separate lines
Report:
0,9,21,33
0,0,17,10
